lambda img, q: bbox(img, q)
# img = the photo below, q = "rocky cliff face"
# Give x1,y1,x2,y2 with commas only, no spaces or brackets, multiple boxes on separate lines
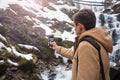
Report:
0,0,76,79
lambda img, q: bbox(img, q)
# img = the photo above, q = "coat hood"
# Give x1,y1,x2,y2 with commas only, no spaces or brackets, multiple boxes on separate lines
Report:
78,27,113,53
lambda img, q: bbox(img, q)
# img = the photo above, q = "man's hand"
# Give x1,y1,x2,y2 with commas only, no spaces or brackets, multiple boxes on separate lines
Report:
48,41,59,50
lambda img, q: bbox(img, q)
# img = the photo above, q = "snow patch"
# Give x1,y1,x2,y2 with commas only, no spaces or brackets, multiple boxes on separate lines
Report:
0,0,18,9
0,23,3,26
0,34,7,42
0,42,5,50
18,44,39,51
11,46,33,60
0,60,4,63
7,59,19,66
10,8,17,15
25,16,32,21
32,18,53,35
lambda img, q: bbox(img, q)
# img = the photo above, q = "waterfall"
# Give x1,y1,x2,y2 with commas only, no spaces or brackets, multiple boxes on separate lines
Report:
97,12,120,66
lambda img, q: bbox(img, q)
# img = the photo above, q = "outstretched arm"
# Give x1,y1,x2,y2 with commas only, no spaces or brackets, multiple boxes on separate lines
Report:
49,42,74,59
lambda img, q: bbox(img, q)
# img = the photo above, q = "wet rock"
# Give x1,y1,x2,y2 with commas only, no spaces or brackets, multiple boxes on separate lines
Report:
48,69,57,80
112,2,120,13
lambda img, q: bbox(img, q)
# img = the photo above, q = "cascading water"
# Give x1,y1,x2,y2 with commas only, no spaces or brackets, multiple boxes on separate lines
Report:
97,13,120,44
96,12,120,66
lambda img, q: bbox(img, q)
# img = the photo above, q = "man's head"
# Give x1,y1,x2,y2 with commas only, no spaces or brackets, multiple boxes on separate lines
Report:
73,9,96,35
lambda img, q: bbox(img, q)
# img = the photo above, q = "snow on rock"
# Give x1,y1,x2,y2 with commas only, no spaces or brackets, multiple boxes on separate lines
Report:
17,0,42,15
0,42,11,52
0,23,3,26
7,59,19,66
0,0,76,41
48,3,73,23
25,16,32,21
53,30,75,42
18,44,39,51
61,31,75,42
0,34,7,43
9,8,17,15
0,42,5,50
0,0,18,9
11,46,33,60
57,0,64,4
32,18,53,35
0,60,4,64
114,1,120,5
0,34,12,52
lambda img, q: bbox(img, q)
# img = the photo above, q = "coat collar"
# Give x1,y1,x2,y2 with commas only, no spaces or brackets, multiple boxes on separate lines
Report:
74,36,81,54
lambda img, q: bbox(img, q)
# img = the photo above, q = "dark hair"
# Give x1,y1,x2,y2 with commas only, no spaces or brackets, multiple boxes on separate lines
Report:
73,9,96,30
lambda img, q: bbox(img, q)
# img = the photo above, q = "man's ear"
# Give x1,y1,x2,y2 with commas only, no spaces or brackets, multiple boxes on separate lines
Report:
78,23,83,29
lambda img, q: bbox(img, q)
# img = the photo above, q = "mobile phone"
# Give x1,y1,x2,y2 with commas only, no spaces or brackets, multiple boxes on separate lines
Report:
48,35,54,47
49,35,54,42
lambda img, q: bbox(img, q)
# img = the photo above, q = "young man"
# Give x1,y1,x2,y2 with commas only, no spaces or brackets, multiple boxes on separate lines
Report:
49,9,113,80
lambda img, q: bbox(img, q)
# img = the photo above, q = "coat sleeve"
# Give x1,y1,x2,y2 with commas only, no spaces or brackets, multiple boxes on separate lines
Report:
77,41,100,80
55,46,74,59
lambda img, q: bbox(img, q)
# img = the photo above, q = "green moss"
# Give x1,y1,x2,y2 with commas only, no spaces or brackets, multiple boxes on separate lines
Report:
35,38,56,62
40,46,54,60
32,54,38,64
0,75,6,80
0,56,6,60
55,37,63,46
14,45,21,52
0,61,9,76
55,37,74,48
62,40,74,48
0,47,14,59
19,60,35,73
4,48,14,59
18,58,28,65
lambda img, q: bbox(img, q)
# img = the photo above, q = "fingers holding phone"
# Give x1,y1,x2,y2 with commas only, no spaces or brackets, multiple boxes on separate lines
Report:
48,35,54,47
48,35,58,50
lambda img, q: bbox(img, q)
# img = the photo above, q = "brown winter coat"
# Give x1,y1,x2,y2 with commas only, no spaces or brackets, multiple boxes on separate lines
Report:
56,27,113,80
